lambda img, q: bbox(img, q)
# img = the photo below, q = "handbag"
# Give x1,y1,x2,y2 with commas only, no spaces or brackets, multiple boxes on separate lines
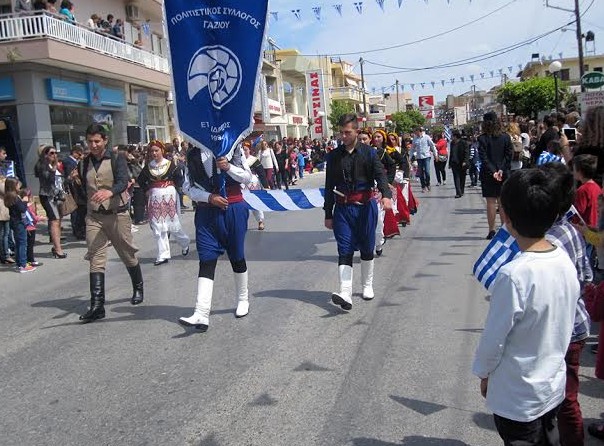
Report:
59,192,78,217
438,154,448,162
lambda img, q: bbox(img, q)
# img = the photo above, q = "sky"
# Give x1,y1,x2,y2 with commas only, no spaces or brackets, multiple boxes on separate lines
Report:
267,0,604,104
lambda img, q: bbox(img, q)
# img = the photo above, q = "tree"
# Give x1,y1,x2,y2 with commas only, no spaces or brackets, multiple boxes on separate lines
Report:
390,110,426,135
496,77,563,119
327,100,355,132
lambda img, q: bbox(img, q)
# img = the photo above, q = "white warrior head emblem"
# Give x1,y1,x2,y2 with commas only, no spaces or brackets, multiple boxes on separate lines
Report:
187,45,242,110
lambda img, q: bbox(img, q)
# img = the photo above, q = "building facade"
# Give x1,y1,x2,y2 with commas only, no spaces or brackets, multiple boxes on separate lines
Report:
0,0,171,184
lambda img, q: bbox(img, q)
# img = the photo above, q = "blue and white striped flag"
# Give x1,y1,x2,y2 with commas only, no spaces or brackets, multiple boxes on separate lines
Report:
537,151,562,166
473,225,520,291
0,160,15,178
564,204,585,226
443,126,452,142
243,189,325,211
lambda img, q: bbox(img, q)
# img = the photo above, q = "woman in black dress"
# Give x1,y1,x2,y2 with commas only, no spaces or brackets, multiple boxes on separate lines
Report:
478,112,513,239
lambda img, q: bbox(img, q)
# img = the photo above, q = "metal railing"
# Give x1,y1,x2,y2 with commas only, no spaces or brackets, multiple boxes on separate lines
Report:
0,12,169,73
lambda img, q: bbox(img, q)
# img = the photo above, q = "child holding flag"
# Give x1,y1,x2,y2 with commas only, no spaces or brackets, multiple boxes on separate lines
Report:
473,169,580,445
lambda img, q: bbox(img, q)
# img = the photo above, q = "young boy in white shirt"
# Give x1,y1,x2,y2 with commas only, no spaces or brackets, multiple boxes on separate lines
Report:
473,169,580,445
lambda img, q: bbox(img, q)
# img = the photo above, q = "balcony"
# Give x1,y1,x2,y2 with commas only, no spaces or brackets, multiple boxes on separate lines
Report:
330,86,365,103
0,12,170,88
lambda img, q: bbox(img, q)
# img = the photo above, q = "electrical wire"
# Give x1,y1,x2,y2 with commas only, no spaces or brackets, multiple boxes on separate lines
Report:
295,0,518,57
361,21,573,75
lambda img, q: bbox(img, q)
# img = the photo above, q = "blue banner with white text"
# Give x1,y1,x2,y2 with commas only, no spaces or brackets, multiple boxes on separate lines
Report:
164,0,269,159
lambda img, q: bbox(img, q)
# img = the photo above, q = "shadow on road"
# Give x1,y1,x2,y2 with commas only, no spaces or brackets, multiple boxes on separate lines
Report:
254,288,345,318
245,231,335,262
452,208,485,215
413,236,483,242
351,436,472,445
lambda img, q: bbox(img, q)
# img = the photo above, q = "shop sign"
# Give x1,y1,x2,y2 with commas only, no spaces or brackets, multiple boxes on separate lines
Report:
579,91,604,112
306,70,326,139
267,98,282,115
582,72,604,90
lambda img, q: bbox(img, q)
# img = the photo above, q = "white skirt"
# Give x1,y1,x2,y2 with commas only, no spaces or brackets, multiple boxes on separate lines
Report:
147,185,182,234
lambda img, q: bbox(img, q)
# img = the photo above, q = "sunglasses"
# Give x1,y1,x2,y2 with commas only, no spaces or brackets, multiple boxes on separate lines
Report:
48,152,57,155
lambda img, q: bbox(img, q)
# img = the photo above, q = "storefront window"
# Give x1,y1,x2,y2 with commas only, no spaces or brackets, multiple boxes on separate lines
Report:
50,106,114,152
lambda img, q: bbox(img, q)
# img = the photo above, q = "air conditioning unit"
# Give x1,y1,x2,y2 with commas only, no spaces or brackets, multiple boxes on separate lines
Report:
125,4,140,21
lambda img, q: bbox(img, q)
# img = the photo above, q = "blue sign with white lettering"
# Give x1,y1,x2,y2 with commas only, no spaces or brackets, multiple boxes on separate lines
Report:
163,0,269,158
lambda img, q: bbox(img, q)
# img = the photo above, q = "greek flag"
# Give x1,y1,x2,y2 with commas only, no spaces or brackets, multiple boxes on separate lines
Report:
243,189,325,211
21,209,34,228
473,226,520,291
444,126,452,142
0,160,15,178
564,204,585,226
537,151,562,166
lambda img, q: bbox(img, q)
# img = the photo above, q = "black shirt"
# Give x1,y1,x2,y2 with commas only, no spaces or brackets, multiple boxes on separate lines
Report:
323,143,392,219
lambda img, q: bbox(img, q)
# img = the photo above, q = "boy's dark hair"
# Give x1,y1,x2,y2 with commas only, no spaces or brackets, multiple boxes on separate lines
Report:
452,129,462,139
538,163,575,217
338,113,358,129
85,123,107,138
547,139,562,156
0,146,5,153
572,154,598,180
500,169,559,238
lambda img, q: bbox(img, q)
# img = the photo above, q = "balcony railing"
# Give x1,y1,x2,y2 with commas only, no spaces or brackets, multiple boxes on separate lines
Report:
330,86,365,102
0,12,169,73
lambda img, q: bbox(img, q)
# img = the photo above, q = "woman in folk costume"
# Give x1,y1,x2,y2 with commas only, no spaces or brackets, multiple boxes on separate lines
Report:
387,132,416,227
371,129,399,255
137,140,190,266
242,141,266,230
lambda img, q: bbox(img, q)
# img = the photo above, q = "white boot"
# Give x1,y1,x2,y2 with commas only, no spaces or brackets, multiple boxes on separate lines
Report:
331,265,353,310
179,277,213,331
361,260,375,300
234,271,249,318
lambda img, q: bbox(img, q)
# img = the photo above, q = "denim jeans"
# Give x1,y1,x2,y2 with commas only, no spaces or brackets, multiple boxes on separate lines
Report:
10,221,27,268
416,157,432,189
0,220,9,260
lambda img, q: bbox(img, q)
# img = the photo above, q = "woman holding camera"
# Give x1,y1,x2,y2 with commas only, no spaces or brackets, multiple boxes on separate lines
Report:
35,145,66,258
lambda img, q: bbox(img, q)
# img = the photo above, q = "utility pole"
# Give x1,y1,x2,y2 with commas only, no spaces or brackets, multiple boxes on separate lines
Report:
575,0,585,91
359,57,368,119
546,0,586,91
395,79,400,112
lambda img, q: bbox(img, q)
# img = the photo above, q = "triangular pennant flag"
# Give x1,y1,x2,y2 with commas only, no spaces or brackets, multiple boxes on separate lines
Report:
489,70,494,77
441,80,445,86
508,66,513,73
292,9,301,20
270,11,279,21
559,52,563,59
410,83,415,90
420,82,425,89
333,4,343,16
450,78,455,84
372,87,376,94
354,1,363,14
460,76,465,83
470,74,475,82
401,84,405,91
391,85,396,91
480,72,485,79
312,6,321,21
376,0,385,11
498,68,503,75
431,81,435,88
518,64,523,71
398,0,404,6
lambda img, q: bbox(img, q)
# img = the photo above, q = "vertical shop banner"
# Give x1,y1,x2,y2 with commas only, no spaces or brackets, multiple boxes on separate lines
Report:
306,70,326,139
418,95,434,121
164,0,269,158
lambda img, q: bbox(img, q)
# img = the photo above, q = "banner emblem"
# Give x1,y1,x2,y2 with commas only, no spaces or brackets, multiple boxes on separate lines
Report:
188,45,242,109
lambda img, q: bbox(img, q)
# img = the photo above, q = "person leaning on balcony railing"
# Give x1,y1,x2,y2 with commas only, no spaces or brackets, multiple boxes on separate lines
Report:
45,0,57,14
14,0,32,13
59,0,75,23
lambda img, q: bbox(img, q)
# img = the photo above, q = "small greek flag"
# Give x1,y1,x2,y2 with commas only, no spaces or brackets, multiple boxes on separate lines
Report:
0,160,15,178
252,134,264,148
22,209,34,228
444,126,452,142
473,225,520,291
243,189,325,212
537,151,562,166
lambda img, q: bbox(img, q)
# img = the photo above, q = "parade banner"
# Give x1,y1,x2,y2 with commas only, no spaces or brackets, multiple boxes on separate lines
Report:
243,189,325,211
163,1,269,159
306,70,327,140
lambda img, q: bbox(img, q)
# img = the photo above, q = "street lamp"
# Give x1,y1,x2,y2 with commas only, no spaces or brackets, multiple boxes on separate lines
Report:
549,60,562,113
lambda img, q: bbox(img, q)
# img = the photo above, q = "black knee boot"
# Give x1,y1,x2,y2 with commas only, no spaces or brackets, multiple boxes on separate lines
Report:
80,273,105,323
127,264,144,305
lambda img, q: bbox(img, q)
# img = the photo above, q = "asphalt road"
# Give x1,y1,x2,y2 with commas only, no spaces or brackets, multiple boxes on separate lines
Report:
1,171,603,446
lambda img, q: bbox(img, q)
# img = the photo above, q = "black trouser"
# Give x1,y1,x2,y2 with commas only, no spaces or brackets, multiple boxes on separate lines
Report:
494,406,560,446
132,187,147,224
276,167,289,190
434,160,447,184
451,165,467,196
71,206,87,238
469,162,478,186
26,230,35,263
